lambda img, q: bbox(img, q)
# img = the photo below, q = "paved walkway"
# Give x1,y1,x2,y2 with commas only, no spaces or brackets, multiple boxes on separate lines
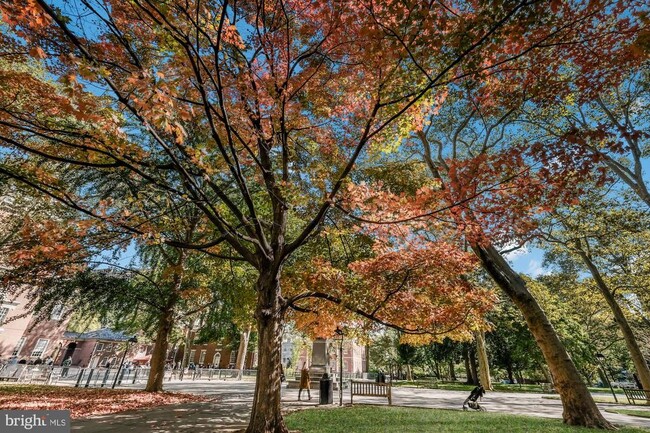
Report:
71,380,650,432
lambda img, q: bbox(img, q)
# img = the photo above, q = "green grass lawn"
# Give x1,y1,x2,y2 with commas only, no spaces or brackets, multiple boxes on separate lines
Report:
543,395,628,404
285,406,649,433
605,409,650,419
394,380,628,395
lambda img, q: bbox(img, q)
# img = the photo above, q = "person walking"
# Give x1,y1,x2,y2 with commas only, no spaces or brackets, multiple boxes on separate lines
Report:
298,363,311,401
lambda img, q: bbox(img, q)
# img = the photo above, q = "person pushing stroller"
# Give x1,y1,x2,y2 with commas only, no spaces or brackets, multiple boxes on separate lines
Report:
463,384,486,411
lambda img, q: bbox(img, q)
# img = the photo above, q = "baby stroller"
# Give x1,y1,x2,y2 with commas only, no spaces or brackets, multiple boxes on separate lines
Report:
463,385,486,411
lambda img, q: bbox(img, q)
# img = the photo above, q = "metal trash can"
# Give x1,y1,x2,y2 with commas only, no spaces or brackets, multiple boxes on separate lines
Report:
319,373,333,405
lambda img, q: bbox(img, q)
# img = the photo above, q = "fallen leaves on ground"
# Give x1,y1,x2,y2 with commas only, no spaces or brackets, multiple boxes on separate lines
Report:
0,385,210,418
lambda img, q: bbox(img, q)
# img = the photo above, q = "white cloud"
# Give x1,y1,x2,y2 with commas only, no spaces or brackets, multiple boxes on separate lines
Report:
526,259,550,278
501,243,529,261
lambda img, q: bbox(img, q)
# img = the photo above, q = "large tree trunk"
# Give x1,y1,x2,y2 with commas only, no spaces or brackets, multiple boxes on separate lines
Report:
475,331,493,390
578,250,650,390
145,297,177,392
473,244,613,429
236,325,253,380
246,271,288,433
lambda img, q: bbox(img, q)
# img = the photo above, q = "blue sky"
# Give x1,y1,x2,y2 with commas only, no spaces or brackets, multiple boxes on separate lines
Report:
505,245,548,277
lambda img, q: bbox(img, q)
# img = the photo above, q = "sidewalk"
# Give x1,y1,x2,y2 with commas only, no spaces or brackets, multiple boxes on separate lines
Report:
71,381,318,432
71,381,650,432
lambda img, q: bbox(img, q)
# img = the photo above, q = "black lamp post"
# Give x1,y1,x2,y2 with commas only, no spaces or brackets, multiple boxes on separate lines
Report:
595,353,618,403
112,336,138,389
335,327,344,406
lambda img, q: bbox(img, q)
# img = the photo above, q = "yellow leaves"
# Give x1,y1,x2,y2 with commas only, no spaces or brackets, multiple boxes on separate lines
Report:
173,122,187,144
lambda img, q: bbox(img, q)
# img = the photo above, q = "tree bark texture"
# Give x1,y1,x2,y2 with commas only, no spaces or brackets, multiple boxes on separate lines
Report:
473,244,613,429
246,271,288,433
578,250,650,390
475,331,493,390
145,301,176,392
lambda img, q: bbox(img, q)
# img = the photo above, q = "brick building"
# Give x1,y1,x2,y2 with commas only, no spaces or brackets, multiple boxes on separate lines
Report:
173,341,257,369
0,293,71,363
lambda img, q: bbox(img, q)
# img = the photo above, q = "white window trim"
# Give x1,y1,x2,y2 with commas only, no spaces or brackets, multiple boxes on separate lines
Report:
31,339,49,358
0,307,9,325
50,304,65,321
12,337,25,357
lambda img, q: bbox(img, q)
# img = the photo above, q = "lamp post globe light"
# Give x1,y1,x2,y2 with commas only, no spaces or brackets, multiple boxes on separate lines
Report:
112,336,138,389
595,353,618,403
334,327,344,406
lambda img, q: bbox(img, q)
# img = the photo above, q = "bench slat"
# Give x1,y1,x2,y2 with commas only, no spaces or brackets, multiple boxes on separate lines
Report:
350,380,392,405
623,388,650,405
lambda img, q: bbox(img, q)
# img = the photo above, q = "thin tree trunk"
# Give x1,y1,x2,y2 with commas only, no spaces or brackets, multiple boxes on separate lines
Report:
475,331,492,390
235,325,252,380
577,249,650,390
538,361,552,385
473,244,613,429
179,324,193,380
462,347,473,384
506,363,515,384
145,296,177,392
448,360,456,381
469,348,479,386
365,343,370,373
406,364,413,381
246,271,287,433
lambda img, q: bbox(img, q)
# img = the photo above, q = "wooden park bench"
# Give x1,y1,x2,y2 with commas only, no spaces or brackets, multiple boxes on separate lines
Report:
350,380,392,405
623,388,650,405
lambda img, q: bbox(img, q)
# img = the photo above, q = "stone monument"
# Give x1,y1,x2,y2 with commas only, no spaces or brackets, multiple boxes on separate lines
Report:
286,338,332,389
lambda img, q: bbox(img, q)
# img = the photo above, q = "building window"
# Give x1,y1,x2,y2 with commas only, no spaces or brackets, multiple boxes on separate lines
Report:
95,343,104,352
199,350,206,365
31,339,49,358
229,350,236,365
189,350,196,362
50,304,64,321
12,337,25,357
212,353,221,367
0,307,9,325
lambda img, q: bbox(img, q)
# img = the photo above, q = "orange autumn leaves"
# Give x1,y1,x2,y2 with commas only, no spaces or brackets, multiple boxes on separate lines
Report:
0,386,207,419
287,241,493,344
3,217,92,282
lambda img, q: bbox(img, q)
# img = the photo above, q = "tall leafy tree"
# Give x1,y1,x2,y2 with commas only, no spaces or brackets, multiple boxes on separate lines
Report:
540,192,650,389
0,1,645,431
